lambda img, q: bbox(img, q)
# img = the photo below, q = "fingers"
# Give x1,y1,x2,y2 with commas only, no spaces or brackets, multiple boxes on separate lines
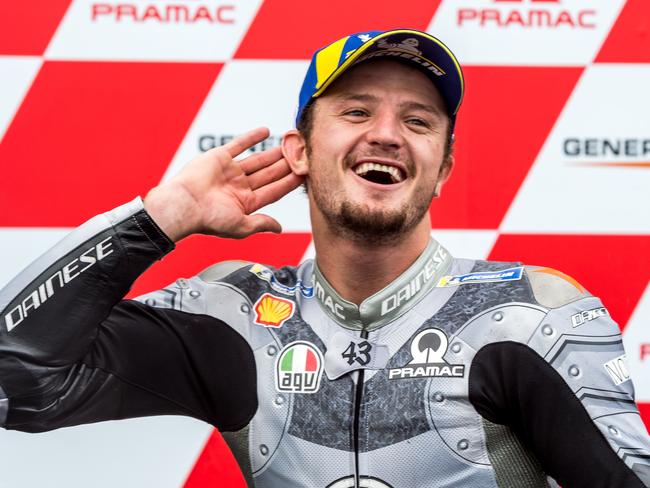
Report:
223,127,270,158
239,146,283,175
252,172,305,210
241,214,282,235
247,158,292,190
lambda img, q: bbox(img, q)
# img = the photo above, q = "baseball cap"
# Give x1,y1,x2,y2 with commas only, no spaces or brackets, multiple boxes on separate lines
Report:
296,29,465,131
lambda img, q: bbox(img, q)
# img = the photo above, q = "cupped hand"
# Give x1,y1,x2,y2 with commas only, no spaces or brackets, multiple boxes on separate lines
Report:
144,127,304,242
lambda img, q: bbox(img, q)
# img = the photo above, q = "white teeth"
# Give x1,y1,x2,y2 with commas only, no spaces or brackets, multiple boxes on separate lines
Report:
354,162,404,183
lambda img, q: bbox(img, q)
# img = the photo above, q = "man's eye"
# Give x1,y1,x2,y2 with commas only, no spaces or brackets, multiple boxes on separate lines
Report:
407,117,428,127
344,109,368,117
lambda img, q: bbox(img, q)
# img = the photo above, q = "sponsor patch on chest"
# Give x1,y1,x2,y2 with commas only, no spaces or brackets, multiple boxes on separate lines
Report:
249,263,314,298
437,267,523,287
388,328,465,380
275,341,324,393
253,293,295,328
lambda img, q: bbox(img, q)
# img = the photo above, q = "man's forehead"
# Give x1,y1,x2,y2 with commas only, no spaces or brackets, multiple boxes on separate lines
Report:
323,59,447,111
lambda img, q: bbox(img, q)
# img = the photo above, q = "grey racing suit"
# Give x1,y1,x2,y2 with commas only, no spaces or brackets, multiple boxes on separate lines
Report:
1,198,649,488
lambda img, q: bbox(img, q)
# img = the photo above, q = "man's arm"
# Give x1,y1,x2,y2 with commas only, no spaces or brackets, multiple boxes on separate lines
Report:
0,128,302,432
469,270,650,487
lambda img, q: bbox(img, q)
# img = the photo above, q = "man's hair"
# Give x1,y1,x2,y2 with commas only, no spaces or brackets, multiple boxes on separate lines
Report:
296,99,455,163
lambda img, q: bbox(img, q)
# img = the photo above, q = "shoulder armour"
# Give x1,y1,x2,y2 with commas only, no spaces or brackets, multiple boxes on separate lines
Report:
525,266,590,308
199,260,252,283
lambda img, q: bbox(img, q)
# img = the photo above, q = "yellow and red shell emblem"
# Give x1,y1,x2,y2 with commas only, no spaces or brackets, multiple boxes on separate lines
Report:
253,293,295,328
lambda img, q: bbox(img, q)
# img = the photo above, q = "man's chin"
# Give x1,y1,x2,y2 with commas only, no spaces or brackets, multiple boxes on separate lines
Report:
328,202,413,245
310,181,431,245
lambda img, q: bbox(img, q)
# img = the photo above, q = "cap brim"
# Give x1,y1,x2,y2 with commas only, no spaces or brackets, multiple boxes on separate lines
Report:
314,29,464,117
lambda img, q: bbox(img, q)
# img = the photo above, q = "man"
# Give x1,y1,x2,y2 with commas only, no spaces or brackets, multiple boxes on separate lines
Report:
0,29,648,488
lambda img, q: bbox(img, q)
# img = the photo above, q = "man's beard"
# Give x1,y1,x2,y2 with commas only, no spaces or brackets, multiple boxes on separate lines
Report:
310,177,434,246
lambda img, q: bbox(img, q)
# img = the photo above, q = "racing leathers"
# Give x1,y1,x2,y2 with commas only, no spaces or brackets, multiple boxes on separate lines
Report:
1,198,649,488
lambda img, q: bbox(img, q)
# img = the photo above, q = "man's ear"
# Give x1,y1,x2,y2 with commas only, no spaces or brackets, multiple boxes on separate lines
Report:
282,129,309,176
433,155,454,197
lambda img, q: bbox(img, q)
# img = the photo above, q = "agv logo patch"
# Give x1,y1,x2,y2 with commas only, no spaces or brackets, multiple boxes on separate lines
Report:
275,341,324,394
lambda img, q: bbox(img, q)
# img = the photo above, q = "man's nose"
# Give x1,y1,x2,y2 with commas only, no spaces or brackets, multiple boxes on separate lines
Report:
364,112,404,149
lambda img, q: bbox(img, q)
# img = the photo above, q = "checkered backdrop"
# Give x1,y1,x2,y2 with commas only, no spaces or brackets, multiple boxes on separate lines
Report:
0,1,649,486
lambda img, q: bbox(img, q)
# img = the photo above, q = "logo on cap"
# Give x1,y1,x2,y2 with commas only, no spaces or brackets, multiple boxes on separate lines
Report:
377,37,422,55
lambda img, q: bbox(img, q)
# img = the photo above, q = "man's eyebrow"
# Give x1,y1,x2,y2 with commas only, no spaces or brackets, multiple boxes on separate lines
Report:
398,101,446,119
333,93,380,104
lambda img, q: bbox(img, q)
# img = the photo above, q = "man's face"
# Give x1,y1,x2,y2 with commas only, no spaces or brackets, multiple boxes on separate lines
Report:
303,59,452,244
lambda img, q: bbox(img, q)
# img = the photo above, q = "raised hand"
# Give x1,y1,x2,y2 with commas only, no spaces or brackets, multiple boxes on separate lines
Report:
144,127,304,242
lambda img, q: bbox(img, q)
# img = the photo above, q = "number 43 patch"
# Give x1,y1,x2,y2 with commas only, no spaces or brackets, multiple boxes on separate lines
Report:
324,332,389,380
342,341,373,366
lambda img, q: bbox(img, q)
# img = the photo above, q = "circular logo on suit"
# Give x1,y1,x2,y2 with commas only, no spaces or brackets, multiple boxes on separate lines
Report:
408,328,448,365
326,475,393,488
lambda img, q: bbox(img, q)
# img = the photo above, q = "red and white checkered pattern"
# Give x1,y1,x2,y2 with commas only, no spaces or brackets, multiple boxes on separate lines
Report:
0,1,648,486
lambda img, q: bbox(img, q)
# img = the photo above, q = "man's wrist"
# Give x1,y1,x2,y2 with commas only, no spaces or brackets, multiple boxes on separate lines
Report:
143,184,199,242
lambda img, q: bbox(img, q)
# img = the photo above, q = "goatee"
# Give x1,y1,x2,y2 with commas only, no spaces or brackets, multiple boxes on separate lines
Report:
314,193,433,246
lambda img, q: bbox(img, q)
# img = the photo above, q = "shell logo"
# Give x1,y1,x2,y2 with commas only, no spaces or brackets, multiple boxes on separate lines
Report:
253,293,295,328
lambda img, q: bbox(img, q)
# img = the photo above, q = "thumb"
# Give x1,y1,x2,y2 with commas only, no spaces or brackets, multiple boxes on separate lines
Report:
242,213,282,236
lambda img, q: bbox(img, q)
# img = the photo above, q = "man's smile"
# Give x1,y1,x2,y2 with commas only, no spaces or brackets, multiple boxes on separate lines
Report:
350,158,408,185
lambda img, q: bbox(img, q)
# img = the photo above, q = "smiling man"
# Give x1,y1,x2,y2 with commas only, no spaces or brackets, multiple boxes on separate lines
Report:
1,29,649,488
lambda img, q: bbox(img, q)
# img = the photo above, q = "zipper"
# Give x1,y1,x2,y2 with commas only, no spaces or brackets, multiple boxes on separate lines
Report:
352,329,369,488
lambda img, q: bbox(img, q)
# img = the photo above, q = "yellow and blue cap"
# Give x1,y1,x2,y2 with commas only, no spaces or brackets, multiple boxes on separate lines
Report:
296,29,465,131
